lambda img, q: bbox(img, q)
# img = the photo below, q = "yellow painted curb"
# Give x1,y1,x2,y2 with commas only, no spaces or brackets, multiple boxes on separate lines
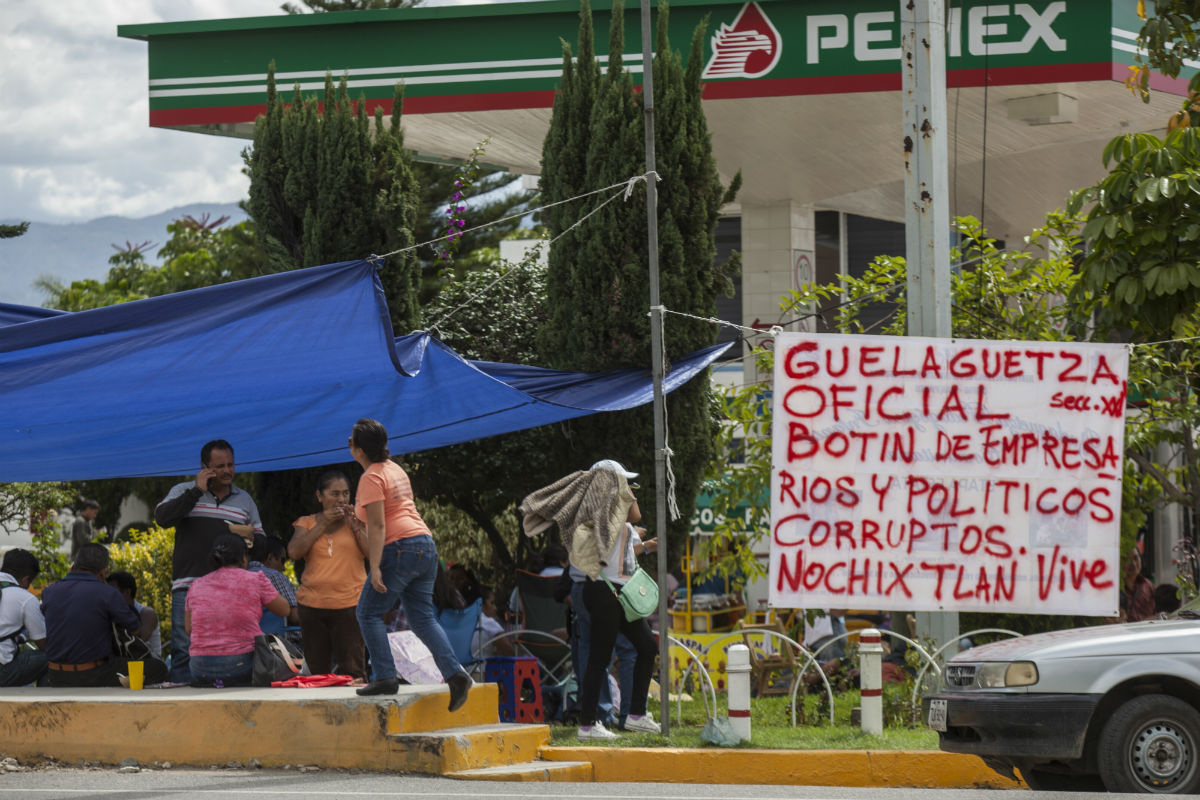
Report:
389,724,549,773
0,685,504,773
540,747,1022,788
388,682,498,733
449,760,594,782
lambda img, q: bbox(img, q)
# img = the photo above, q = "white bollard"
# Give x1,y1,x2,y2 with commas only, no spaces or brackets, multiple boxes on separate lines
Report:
858,628,885,736
726,644,752,742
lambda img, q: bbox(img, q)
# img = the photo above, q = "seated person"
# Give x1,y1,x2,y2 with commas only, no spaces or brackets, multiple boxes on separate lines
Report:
447,563,481,606
1155,583,1181,615
433,562,466,613
0,549,48,687
187,534,289,686
804,609,847,661
249,535,299,633
472,587,515,660
41,543,167,687
106,570,163,660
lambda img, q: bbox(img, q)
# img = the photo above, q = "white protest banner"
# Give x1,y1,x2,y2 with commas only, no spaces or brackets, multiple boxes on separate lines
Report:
769,333,1127,615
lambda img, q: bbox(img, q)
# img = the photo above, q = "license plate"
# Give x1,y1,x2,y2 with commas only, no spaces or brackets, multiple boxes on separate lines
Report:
928,699,948,732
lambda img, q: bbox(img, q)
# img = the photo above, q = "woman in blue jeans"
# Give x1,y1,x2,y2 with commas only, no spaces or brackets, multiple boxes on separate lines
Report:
350,418,472,710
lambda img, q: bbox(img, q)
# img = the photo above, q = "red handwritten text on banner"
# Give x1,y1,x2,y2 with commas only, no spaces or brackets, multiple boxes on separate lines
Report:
768,334,1127,615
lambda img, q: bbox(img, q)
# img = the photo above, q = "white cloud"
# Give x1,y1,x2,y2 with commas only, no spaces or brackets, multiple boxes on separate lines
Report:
0,0,522,223
0,0,280,223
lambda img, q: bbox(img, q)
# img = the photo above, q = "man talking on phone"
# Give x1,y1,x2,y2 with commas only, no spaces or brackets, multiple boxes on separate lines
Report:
155,439,264,683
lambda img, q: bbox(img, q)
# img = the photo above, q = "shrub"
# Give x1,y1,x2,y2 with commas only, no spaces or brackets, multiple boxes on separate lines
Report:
109,525,175,643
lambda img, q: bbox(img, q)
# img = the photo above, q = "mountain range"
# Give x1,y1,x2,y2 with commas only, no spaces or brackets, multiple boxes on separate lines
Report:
0,203,247,309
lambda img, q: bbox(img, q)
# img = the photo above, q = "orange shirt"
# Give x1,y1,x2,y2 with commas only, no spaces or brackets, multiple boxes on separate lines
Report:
292,515,367,609
355,460,431,544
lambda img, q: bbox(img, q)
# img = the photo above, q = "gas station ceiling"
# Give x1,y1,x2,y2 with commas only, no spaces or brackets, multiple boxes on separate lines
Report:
119,0,1186,241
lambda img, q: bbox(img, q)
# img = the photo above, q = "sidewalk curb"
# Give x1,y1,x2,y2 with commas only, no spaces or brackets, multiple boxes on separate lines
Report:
540,746,1023,788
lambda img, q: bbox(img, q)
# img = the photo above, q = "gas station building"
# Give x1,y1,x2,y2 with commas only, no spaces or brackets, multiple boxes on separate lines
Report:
119,0,1189,582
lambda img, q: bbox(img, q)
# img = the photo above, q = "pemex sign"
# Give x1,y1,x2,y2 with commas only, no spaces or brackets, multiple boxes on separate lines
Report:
768,333,1128,616
121,0,1136,128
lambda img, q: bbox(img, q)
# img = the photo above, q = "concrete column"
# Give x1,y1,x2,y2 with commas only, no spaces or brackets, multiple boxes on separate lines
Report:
726,644,751,742
740,201,816,384
858,629,885,736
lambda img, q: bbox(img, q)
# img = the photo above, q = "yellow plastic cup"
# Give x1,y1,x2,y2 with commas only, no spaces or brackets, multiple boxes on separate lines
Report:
128,660,144,690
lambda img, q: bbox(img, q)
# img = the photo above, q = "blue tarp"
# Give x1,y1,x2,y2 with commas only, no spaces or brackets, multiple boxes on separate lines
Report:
0,259,730,481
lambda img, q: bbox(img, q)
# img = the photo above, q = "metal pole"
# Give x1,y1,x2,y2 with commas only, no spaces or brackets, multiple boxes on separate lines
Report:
900,0,957,650
640,0,670,736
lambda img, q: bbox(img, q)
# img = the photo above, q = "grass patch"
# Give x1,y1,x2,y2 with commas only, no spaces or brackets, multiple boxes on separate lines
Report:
547,689,940,750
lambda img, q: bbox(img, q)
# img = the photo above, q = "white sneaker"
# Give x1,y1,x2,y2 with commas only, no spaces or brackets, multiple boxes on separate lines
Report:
623,713,661,734
577,721,620,741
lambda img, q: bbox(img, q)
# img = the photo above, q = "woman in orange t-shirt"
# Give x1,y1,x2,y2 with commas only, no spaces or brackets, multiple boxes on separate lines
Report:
350,418,472,708
289,470,368,680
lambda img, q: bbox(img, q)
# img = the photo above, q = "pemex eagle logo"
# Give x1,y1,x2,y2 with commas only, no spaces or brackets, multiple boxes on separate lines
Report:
701,2,782,80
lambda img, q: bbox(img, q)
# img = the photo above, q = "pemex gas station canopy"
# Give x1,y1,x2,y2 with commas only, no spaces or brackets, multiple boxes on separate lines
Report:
119,0,1189,240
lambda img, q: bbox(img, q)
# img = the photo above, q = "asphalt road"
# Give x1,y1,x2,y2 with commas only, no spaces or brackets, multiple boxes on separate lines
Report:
0,768,1096,799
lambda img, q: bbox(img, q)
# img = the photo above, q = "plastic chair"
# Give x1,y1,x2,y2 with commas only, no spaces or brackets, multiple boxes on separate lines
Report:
513,570,572,686
438,597,484,674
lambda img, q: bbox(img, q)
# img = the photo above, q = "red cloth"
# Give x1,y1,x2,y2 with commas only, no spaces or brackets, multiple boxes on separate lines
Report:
270,673,355,688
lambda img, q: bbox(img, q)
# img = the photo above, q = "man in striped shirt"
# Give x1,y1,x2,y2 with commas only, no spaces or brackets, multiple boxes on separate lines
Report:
155,439,263,683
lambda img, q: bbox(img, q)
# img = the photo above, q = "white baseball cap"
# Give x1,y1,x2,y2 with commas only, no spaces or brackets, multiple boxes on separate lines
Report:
589,458,638,479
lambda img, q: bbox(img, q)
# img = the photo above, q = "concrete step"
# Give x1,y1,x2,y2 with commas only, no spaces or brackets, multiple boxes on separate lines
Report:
387,681,499,733
448,760,594,782
0,683,502,772
387,722,550,774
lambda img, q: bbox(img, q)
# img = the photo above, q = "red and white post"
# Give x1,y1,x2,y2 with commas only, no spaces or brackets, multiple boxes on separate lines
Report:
726,643,751,742
858,628,884,735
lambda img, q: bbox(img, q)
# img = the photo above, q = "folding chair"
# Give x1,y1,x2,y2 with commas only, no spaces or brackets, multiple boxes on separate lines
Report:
438,597,484,677
737,619,800,697
513,570,573,687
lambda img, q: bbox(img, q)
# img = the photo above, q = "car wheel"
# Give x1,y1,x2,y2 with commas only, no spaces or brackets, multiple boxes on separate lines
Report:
1099,694,1200,793
1017,764,1104,792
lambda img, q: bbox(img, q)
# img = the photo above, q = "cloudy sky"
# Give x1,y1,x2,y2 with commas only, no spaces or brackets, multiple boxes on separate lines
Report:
0,0,341,224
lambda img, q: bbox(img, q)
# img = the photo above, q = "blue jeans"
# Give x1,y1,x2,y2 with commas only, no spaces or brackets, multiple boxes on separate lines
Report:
356,536,461,682
170,587,191,683
190,652,253,685
0,648,47,687
571,580,637,726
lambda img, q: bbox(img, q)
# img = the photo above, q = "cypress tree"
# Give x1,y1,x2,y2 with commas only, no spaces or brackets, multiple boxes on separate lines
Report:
244,67,422,535
538,0,739,550
246,66,421,334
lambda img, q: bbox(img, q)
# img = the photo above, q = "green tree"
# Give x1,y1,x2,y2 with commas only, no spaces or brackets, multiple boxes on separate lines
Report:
411,160,537,304
409,245,557,573
245,68,422,335
1128,1,1200,105
0,222,29,239
243,69,425,534
37,215,265,311
0,482,75,585
1067,130,1200,337
1066,129,1200,553
537,0,739,558
701,215,1156,595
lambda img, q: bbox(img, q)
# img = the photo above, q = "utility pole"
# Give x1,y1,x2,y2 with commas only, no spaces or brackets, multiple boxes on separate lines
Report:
640,0,671,735
900,0,958,650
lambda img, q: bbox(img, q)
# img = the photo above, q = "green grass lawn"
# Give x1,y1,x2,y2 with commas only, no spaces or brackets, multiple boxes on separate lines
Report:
546,689,941,750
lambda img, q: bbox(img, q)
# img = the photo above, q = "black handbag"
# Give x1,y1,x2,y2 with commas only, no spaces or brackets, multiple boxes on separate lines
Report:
112,623,152,661
251,633,302,686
